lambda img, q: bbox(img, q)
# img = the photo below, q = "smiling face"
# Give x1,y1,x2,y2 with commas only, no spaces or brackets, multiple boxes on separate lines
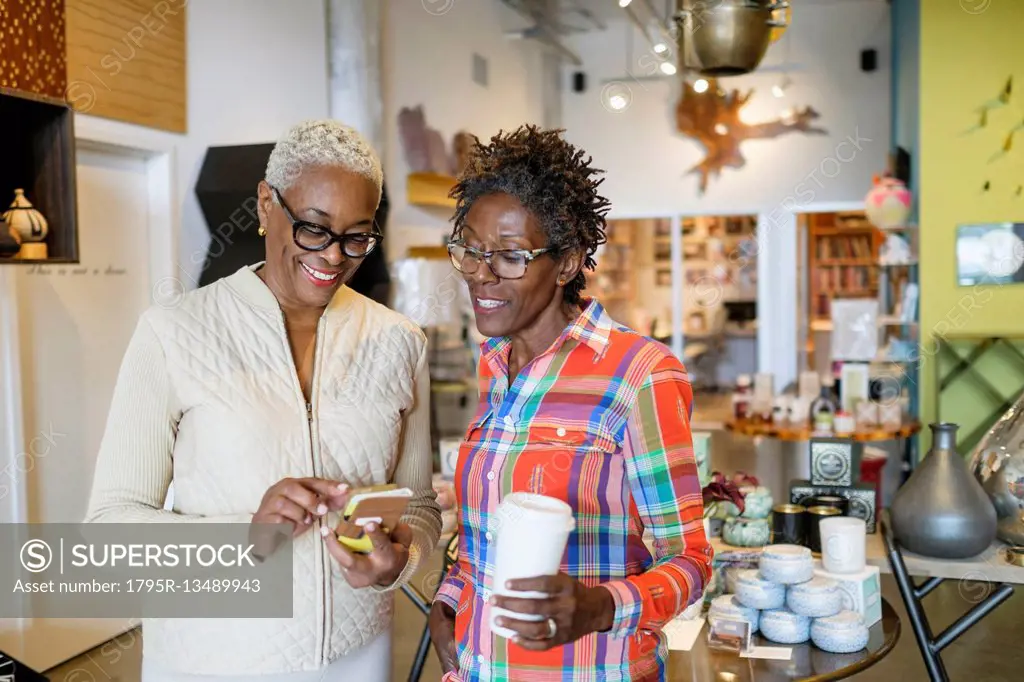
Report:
459,192,581,339
256,165,380,310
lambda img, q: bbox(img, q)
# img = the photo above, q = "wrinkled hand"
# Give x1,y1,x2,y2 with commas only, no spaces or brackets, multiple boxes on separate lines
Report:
490,573,615,650
322,521,413,588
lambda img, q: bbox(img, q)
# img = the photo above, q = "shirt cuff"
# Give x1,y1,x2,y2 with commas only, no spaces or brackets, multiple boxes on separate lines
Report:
433,571,464,611
371,541,422,593
598,580,644,639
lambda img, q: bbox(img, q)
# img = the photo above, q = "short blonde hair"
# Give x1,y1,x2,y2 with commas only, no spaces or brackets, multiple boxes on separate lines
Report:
265,119,383,199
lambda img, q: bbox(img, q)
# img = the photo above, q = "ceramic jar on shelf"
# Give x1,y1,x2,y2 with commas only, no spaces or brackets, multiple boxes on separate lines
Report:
3,189,48,259
864,174,912,229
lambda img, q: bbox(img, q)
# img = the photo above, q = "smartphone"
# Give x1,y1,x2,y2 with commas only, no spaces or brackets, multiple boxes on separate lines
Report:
334,485,413,553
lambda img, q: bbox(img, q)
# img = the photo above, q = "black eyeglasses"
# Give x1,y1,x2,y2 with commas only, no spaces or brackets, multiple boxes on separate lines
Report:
272,186,382,258
447,240,553,280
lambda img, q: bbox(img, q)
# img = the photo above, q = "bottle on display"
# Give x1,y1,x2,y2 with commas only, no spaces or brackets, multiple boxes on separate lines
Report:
733,374,753,420
809,376,839,435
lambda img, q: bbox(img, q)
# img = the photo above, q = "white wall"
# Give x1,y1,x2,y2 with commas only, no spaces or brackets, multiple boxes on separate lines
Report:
560,0,891,217
382,0,550,256
178,0,330,285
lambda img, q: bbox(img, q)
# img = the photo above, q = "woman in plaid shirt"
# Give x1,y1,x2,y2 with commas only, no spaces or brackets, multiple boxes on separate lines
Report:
429,125,713,682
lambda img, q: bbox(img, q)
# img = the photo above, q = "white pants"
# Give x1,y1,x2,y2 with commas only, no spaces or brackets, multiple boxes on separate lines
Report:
141,630,391,682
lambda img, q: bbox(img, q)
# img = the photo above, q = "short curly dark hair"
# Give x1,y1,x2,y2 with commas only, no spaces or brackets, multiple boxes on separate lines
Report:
449,125,610,305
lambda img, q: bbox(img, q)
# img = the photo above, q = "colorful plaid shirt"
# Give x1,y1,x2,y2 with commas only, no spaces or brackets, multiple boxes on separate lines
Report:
434,299,713,682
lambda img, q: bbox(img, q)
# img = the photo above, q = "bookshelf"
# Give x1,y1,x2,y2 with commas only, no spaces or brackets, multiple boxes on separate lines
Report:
807,211,882,321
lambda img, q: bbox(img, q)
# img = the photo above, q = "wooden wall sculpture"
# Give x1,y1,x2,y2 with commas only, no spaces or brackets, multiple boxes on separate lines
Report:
675,78,827,194
0,0,68,99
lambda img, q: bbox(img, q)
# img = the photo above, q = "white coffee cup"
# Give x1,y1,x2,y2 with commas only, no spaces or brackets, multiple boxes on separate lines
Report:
820,517,867,574
489,492,576,639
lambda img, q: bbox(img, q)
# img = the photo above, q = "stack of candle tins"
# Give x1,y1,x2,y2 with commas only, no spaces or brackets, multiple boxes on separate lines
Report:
708,544,879,654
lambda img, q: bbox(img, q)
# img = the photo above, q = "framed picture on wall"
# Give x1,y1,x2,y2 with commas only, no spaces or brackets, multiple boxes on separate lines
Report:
956,222,1024,286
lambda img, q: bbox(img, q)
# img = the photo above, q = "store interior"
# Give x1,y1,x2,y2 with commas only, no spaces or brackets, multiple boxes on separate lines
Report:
2,0,1024,681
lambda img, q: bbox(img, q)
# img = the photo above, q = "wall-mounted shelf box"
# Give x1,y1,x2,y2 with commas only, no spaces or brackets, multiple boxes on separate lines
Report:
407,172,457,209
0,87,79,264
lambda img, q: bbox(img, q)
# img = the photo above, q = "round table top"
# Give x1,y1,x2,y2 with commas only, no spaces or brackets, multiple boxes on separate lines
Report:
724,420,921,443
668,599,901,682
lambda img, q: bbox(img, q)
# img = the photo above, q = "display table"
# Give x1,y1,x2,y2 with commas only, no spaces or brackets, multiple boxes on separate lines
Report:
724,420,921,443
880,513,1023,682
668,599,900,682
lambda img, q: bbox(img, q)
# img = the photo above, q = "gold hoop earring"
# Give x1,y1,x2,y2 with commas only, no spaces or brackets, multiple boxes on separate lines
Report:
258,225,267,237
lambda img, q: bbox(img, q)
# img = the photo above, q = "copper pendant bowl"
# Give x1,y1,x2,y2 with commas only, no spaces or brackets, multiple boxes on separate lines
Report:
676,0,790,77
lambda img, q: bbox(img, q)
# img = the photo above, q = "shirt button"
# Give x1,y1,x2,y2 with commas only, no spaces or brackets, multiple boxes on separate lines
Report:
477,654,487,664
503,415,514,427
487,471,496,481
556,427,567,437
485,531,493,541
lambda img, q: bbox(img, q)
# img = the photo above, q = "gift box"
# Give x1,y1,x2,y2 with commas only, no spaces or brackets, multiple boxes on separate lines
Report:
813,563,882,627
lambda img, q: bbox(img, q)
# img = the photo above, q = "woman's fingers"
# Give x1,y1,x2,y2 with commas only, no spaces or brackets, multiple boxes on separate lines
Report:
490,595,557,617
364,523,395,556
270,495,313,528
298,479,350,511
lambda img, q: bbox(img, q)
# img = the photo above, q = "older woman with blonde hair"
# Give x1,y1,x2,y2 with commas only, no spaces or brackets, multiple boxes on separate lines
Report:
86,119,441,682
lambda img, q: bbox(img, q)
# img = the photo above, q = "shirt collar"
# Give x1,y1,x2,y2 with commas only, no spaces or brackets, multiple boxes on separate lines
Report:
480,297,613,373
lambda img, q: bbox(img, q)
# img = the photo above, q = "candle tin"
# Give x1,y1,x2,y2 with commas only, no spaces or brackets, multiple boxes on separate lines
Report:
807,506,843,553
810,495,850,515
734,569,786,610
810,610,870,653
759,544,814,584
786,577,843,618
708,594,760,634
759,608,811,645
772,504,807,545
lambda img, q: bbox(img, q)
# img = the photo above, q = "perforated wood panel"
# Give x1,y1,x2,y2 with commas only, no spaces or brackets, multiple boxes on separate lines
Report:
0,0,68,100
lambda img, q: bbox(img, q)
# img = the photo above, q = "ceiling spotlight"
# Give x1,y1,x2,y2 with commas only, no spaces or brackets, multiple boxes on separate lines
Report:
772,76,792,99
660,61,677,76
653,42,667,54
714,123,728,135
608,94,629,111
618,0,632,7
694,78,709,93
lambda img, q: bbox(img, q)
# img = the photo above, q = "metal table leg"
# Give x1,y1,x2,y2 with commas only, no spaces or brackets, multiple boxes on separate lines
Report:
881,514,1015,682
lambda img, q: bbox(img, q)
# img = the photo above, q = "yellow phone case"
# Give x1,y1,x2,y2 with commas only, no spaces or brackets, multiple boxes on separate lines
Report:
335,485,410,554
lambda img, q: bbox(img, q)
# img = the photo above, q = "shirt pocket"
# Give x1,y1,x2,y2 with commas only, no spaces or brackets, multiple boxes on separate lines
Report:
517,424,625,519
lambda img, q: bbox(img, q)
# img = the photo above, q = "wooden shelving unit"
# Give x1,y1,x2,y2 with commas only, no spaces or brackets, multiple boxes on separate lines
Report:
807,211,882,322
0,88,78,264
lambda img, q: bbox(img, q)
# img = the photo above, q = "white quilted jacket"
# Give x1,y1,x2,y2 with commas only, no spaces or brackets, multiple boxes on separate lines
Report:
85,264,442,675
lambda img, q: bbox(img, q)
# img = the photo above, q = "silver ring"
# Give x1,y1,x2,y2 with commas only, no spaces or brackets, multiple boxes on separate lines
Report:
546,617,558,639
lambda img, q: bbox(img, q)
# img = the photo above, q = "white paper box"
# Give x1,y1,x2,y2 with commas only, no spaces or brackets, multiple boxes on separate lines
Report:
813,563,882,627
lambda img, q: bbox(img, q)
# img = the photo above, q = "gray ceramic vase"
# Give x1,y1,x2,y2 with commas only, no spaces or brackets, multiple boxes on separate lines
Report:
890,422,997,559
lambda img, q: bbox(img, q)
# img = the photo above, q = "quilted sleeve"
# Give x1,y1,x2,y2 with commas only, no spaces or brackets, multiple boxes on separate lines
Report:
373,337,442,591
84,312,251,524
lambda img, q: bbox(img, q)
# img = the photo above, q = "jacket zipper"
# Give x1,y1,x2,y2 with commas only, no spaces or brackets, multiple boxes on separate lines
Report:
279,312,329,667
310,317,329,666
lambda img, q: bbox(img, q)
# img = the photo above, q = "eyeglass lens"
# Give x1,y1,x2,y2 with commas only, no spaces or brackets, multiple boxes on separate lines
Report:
449,243,529,279
295,225,379,257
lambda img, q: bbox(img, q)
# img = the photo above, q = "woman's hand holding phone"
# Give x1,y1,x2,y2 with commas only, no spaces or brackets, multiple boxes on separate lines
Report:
321,520,413,588
253,477,350,536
